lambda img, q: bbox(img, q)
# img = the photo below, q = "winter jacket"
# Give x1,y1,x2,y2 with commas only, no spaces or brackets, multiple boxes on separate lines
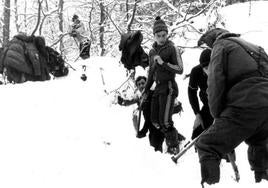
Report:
200,29,268,118
119,31,149,70
144,40,183,95
0,34,51,82
70,20,88,43
188,65,209,115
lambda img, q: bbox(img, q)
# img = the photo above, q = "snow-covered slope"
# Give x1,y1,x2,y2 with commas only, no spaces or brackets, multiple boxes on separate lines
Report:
1,1,268,188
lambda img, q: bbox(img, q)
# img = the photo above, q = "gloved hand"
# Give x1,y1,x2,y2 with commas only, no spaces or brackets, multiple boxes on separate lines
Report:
173,100,183,114
69,30,77,37
193,113,204,130
136,131,146,139
164,126,179,148
80,74,87,81
117,96,124,105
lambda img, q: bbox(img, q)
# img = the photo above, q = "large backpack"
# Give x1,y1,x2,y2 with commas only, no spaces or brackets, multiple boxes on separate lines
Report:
225,37,268,78
1,35,50,83
119,31,149,70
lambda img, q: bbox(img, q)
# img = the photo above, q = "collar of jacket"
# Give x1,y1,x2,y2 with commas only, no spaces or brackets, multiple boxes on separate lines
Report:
213,33,241,46
152,40,174,53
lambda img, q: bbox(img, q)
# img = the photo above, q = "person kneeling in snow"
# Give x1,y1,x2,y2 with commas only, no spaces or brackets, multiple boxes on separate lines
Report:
118,76,184,153
69,14,91,60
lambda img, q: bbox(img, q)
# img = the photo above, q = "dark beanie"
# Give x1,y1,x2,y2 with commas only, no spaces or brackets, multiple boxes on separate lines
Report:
72,14,79,22
153,16,168,34
199,48,211,67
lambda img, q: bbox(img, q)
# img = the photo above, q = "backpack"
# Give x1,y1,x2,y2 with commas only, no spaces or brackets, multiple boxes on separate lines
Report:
119,31,149,70
225,37,268,78
24,42,41,76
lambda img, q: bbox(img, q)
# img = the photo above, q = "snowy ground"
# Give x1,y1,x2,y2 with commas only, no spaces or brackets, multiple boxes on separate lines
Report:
1,1,268,188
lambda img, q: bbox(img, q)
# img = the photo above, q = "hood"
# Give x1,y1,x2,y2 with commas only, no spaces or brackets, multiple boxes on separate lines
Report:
197,28,230,48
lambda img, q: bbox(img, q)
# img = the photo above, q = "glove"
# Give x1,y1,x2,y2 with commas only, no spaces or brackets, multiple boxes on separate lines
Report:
80,74,87,81
173,101,183,114
69,30,77,37
193,113,204,130
136,131,146,139
117,96,124,105
164,126,179,148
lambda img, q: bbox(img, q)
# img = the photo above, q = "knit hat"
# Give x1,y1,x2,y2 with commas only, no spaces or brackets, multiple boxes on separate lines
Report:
153,16,168,34
72,14,79,22
199,48,211,67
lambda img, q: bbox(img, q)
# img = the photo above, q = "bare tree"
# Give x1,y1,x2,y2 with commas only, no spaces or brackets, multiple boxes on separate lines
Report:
24,0,27,33
99,0,105,56
58,0,64,53
3,0,11,46
126,0,138,33
14,0,20,33
31,0,43,36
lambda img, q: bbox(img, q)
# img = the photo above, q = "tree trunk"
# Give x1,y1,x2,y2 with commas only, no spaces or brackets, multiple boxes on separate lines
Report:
126,0,129,21
58,0,64,54
14,0,20,33
31,0,42,36
99,1,105,56
24,0,27,33
3,0,11,46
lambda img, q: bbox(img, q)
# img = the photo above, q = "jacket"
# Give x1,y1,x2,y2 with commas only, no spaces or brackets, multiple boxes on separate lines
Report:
144,40,183,94
188,65,209,115
201,29,268,118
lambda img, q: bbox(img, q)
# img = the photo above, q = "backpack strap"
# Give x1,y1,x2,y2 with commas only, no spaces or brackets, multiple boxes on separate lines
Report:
222,37,267,90
225,37,266,77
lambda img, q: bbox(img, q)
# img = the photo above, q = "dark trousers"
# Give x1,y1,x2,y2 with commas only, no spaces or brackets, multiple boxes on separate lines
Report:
139,116,165,152
196,107,268,183
139,91,165,152
79,39,90,59
150,81,177,129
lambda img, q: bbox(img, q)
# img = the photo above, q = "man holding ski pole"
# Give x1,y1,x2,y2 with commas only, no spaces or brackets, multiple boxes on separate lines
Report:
195,28,268,186
172,49,239,182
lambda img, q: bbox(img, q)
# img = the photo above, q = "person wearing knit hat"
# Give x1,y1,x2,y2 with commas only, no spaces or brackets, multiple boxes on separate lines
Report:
142,16,184,155
153,16,168,34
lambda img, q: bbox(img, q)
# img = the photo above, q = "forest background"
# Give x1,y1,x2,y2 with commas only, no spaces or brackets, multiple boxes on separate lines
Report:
0,0,259,62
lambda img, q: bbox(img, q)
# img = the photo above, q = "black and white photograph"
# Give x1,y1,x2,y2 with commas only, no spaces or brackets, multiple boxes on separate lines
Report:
0,0,267,188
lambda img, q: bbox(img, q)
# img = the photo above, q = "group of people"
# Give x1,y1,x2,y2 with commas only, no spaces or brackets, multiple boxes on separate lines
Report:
117,16,268,186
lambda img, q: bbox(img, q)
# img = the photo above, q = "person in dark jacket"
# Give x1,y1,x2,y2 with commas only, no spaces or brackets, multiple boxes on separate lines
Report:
118,76,165,152
143,16,184,154
188,49,214,139
196,28,268,186
69,14,91,59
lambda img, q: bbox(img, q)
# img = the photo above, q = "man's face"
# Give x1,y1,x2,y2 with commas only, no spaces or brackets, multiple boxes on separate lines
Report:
202,66,209,75
136,79,146,92
154,31,168,45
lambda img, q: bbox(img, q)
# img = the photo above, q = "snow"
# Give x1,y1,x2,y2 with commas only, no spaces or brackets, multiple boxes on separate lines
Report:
1,1,268,188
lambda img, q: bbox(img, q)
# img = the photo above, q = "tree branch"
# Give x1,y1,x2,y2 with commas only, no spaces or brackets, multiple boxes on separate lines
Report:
31,0,43,36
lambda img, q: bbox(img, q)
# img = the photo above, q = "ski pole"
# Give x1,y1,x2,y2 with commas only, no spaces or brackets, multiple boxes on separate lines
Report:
227,153,240,182
171,128,208,164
